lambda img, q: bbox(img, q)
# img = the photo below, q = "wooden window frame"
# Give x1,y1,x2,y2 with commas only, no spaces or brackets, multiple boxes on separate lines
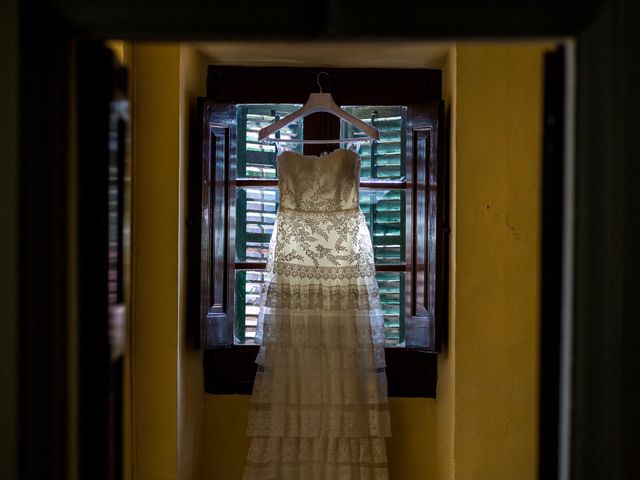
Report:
188,66,449,397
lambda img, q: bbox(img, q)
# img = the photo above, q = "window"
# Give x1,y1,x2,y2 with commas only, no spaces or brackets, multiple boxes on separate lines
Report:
234,105,407,346
189,67,448,397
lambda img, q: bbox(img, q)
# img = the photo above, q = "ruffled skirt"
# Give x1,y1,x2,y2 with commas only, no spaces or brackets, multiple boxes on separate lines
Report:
243,207,391,480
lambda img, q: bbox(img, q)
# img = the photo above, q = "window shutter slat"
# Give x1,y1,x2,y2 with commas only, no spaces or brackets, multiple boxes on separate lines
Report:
339,106,408,346
406,101,447,352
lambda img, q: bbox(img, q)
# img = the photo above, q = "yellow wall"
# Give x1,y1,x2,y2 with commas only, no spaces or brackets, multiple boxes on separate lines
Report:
177,44,208,480
129,42,549,480
452,44,545,480
130,43,181,480
129,43,207,480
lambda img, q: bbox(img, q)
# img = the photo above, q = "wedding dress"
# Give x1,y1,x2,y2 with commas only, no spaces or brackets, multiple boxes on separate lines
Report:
242,148,391,480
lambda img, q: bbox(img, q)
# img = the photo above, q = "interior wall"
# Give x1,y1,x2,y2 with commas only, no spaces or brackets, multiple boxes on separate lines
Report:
127,41,549,480
177,44,207,480
129,42,208,480
130,43,181,480
452,43,549,480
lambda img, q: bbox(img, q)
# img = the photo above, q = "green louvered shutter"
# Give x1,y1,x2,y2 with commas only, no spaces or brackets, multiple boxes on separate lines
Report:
234,105,302,343
342,106,408,346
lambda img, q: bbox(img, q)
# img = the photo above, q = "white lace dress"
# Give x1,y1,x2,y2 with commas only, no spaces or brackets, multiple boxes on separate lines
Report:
242,148,391,480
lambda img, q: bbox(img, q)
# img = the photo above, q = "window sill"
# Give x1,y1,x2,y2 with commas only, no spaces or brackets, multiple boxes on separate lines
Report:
203,345,437,398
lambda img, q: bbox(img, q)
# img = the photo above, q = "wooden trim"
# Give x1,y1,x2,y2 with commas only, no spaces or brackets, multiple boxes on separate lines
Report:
207,66,442,105
204,346,437,398
234,262,267,271
539,46,565,480
374,264,409,272
76,40,113,480
235,179,278,187
360,181,407,189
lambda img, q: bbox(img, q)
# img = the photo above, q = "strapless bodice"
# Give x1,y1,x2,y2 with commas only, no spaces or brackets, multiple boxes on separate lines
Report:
276,149,360,211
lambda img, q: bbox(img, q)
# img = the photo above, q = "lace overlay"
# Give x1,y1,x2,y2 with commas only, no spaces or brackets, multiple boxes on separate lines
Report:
243,149,391,480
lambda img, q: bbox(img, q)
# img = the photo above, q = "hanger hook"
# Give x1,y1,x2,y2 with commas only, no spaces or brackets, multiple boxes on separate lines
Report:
316,71,330,93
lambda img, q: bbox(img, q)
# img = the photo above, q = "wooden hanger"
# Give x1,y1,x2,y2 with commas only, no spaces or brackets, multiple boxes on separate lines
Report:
258,72,380,144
